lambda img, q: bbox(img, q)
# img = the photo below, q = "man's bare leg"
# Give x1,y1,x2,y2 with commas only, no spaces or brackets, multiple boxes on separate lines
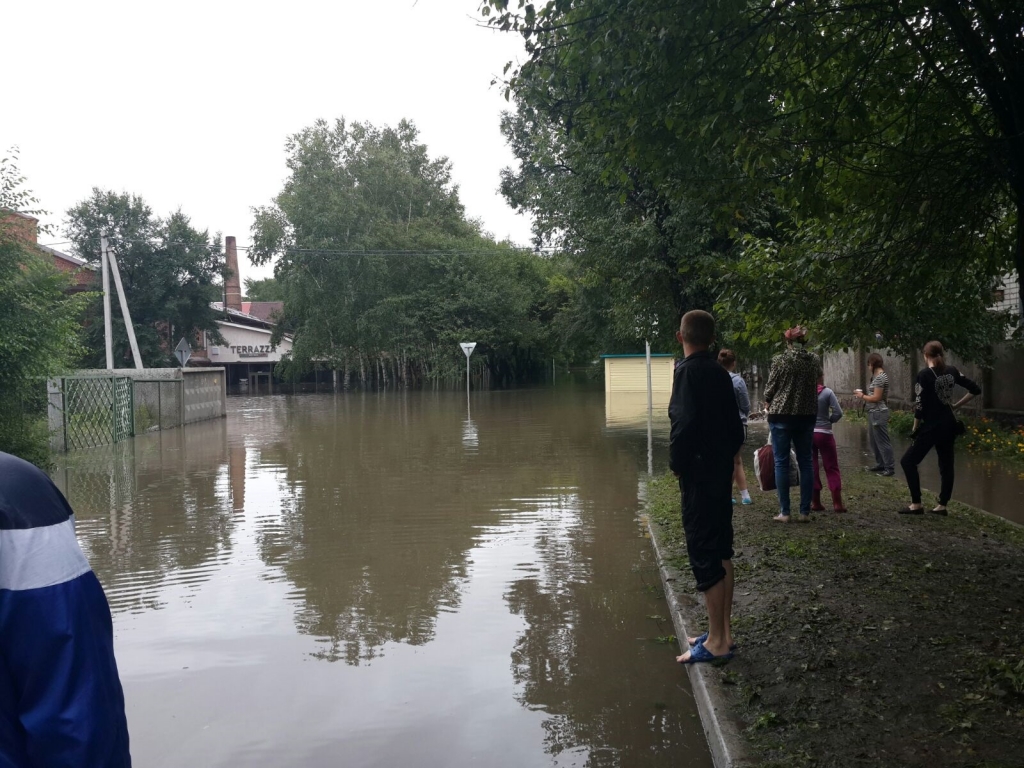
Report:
685,560,735,650
677,574,730,661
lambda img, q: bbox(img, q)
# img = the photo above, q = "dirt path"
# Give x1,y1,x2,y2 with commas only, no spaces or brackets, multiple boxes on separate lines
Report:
646,461,1024,768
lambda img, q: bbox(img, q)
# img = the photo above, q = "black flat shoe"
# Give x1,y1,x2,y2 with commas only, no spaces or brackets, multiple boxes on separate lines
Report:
898,507,924,515
928,507,948,516
867,466,884,472
881,469,895,477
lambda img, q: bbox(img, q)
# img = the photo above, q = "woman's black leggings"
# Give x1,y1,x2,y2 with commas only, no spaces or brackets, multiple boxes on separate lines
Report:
900,423,956,505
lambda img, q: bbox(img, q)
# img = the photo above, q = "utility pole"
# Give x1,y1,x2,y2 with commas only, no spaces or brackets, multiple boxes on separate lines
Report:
108,246,144,370
101,233,114,369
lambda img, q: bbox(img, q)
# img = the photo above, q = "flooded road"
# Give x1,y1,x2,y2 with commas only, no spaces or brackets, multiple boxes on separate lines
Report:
53,390,710,768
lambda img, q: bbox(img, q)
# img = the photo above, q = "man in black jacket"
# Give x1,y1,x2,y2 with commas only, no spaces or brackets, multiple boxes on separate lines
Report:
669,310,745,664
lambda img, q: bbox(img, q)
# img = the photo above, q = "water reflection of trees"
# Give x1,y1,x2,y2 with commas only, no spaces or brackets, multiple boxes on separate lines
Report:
58,390,697,762
247,392,692,763
504,433,691,766
248,393,644,668
252,395,494,664
53,419,237,613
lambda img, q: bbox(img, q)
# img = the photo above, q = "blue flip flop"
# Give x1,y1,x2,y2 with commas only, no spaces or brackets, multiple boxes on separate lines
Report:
689,631,738,651
679,640,734,665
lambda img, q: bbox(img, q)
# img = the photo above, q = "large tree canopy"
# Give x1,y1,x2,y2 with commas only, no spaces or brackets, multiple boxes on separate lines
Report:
499,106,725,356
250,118,568,387
66,190,226,368
483,0,1023,356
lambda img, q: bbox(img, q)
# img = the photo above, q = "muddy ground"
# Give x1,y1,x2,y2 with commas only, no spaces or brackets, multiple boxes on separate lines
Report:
646,462,1024,768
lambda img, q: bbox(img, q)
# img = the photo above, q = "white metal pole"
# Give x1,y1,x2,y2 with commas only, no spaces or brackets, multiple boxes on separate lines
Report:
466,355,471,398
645,340,654,475
101,233,114,369
647,403,654,477
107,248,144,370
645,339,653,415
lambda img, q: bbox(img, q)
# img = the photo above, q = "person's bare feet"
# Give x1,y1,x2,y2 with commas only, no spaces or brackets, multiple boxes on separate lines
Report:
685,631,734,651
676,637,732,663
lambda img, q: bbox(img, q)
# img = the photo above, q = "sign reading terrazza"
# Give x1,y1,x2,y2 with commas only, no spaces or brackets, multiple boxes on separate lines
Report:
230,344,276,358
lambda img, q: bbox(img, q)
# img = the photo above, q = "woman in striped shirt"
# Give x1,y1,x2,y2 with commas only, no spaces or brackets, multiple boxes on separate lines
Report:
855,353,895,476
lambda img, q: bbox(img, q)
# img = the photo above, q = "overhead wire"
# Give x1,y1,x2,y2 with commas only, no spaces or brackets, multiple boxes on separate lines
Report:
242,245,552,257
41,238,554,258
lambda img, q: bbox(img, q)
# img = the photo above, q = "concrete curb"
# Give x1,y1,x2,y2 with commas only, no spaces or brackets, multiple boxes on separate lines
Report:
643,512,756,768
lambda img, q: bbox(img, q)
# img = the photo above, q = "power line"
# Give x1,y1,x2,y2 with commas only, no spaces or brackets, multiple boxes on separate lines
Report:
247,246,548,257
43,238,555,258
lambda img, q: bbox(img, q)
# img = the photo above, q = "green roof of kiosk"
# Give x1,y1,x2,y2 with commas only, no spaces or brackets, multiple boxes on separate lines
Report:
599,353,675,358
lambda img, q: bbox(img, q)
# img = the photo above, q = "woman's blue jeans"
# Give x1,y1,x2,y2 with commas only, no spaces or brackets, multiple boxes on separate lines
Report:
769,421,815,516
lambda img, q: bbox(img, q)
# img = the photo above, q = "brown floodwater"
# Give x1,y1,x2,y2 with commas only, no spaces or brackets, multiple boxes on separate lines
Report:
52,389,712,768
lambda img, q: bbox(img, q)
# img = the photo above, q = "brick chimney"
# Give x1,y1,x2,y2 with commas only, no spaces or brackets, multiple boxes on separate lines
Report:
224,235,243,311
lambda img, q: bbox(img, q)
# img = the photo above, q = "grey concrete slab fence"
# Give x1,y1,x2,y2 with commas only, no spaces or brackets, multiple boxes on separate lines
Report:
48,368,227,452
823,344,1024,416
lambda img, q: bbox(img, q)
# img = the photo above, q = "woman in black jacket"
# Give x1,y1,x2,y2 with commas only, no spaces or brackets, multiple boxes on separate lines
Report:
899,341,981,515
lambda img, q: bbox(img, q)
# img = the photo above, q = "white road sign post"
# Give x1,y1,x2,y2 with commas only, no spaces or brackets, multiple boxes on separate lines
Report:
174,338,192,368
460,342,477,398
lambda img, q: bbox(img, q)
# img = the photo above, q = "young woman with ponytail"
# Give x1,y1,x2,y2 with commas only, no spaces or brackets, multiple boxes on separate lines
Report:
898,341,982,515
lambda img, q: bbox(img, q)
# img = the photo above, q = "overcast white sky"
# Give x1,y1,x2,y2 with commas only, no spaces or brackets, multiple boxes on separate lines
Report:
1,0,532,284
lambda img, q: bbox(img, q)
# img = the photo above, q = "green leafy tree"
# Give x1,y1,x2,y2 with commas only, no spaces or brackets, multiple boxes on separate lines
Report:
482,0,1022,357
250,118,563,387
0,151,87,466
499,106,727,360
243,276,282,301
65,190,226,367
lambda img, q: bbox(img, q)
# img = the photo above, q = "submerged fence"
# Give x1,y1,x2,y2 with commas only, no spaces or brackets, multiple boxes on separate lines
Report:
48,368,226,452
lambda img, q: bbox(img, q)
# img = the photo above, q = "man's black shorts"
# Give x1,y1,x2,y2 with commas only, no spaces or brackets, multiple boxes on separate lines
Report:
678,465,734,592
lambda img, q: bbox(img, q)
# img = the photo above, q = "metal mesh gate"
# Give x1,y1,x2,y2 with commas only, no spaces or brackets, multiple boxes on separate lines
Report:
60,376,135,451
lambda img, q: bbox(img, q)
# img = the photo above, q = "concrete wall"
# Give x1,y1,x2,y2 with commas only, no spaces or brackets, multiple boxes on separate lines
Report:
48,368,227,451
133,379,183,432
824,345,1024,416
183,369,227,424
986,343,1024,412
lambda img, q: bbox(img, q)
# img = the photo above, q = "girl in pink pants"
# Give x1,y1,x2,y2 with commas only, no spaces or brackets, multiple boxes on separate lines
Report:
812,379,846,512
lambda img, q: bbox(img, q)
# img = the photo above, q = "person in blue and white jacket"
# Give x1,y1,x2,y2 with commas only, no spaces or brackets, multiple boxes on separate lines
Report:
0,451,131,768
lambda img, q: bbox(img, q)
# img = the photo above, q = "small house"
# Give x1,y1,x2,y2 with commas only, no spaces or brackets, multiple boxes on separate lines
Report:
601,353,675,393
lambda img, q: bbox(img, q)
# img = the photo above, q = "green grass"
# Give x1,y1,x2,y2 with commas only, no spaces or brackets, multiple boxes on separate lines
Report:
643,462,1024,767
